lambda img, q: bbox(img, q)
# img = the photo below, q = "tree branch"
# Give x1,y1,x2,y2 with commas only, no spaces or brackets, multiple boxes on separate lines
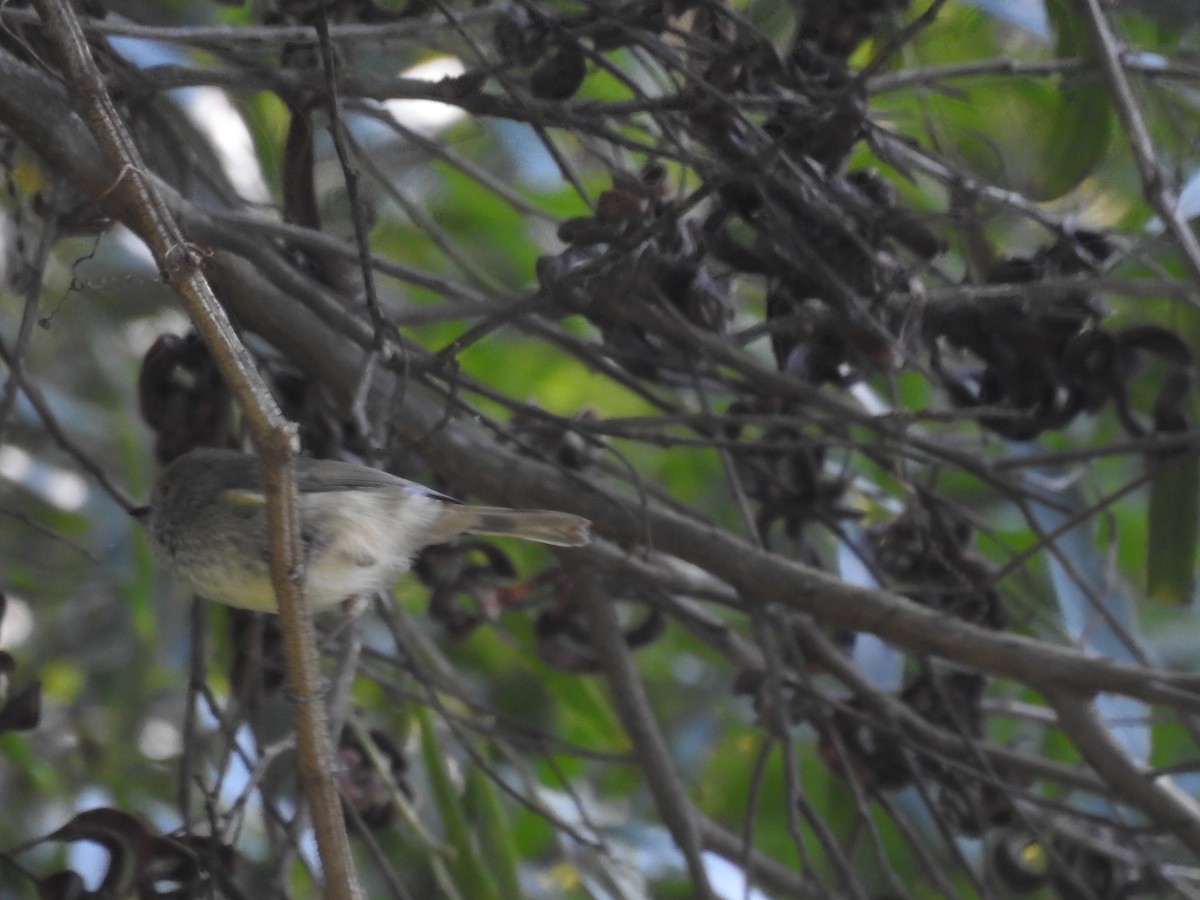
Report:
1077,0,1200,289
21,8,361,899
566,556,716,898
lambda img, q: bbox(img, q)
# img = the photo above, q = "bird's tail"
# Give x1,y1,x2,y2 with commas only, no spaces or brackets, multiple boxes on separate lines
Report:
435,505,591,547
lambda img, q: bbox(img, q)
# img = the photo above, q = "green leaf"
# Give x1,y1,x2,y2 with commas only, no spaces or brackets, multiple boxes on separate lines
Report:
416,705,503,900
900,4,1112,201
463,764,523,899
1146,452,1200,603
1032,0,1114,200
432,160,537,287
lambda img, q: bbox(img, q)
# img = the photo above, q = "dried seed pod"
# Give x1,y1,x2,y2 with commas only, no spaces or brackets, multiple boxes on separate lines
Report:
993,831,1049,893
493,7,549,65
0,680,40,733
596,186,651,224
337,728,411,831
820,703,912,790
138,333,231,464
557,216,621,246
530,40,587,100
796,0,912,58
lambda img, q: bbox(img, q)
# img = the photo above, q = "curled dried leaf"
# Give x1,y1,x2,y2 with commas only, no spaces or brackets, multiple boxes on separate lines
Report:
530,40,587,100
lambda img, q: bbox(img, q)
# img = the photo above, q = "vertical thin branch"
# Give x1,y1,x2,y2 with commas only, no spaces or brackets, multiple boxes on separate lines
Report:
29,3,362,898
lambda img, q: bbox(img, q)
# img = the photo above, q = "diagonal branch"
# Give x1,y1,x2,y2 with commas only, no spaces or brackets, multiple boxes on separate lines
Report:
567,556,717,898
1048,687,1200,866
1077,0,1200,290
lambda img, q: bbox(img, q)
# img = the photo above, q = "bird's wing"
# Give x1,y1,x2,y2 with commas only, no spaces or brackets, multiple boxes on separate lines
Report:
293,457,460,504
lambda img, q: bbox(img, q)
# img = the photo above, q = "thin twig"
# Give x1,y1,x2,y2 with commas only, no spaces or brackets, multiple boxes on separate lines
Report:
1077,0,1200,291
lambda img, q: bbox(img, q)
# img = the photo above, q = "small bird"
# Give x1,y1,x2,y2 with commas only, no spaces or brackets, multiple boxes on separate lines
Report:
135,448,591,613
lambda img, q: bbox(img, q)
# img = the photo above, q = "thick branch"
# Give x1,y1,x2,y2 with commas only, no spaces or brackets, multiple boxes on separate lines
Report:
1048,688,1200,858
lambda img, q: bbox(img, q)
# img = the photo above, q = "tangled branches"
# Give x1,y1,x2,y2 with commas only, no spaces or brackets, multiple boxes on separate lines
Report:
2,0,1200,897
